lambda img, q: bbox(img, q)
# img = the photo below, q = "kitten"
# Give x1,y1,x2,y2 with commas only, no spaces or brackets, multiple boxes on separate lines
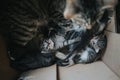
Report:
41,20,84,53
74,34,107,64
41,19,107,66
63,0,116,52
55,0,116,66
56,34,107,66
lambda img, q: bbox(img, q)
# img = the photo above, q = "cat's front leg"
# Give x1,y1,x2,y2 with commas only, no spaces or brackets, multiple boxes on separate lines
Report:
56,51,76,66
56,51,70,66
46,39,54,50
55,51,66,60
41,39,55,53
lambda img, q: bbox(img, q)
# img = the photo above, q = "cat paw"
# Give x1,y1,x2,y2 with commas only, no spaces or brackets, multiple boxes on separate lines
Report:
55,52,66,60
56,59,69,66
47,39,54,49
42,39,54,50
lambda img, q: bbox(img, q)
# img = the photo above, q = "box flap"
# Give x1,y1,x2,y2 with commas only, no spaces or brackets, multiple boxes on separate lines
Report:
58,62,120,80
103,31,120,78
18,65,57,80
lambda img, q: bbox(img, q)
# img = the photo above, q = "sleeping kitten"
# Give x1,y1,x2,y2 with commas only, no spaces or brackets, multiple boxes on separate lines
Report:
55,0,116,66
56,34,107,66
74,34,107,64
40,19,107,66
41,20,85,53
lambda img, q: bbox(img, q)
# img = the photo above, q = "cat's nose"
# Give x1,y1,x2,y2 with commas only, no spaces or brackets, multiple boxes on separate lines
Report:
64,10,74,19
64,13,74,19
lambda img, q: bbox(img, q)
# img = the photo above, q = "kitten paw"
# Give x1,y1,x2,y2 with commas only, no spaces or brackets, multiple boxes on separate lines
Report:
55,52,66,60
42,39,54,51
56,59,69,66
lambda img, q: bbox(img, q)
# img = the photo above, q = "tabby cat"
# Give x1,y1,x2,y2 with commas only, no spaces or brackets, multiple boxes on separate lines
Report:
56,34,107,66
0,0,67,71
40,19,107,66
55,0,117,66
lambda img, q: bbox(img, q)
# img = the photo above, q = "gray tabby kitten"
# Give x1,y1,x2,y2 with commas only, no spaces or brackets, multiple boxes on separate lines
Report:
56,34,107,66
55,0,117,66
40,20,107,66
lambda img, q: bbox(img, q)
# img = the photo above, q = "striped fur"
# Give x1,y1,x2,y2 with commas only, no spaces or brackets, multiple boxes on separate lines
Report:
0,0,67,71
55,0,116,66
1,0,66,46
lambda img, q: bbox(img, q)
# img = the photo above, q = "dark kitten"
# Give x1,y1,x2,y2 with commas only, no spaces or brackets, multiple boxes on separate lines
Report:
0,0,67,71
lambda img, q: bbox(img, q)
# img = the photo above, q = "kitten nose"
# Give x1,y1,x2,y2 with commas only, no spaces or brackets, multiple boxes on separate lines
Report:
64,11,74,19
64,14,73,19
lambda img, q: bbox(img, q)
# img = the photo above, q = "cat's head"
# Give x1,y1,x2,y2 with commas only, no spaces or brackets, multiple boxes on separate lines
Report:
90,34,107,53
63,0,117,29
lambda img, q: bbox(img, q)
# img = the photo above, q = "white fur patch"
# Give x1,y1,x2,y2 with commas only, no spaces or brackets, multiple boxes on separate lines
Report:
90,37,100,53
54,35,81,49
68,53,76,66
80,50,89,62
18,71,35,80
54,35,65,49
8,51,15,61
56,52,66,60
80,47,92,62
99,24,105,32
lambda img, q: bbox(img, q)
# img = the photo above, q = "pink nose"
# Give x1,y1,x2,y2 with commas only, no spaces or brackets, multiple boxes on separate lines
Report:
64,11,74,19
64,14,73,19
